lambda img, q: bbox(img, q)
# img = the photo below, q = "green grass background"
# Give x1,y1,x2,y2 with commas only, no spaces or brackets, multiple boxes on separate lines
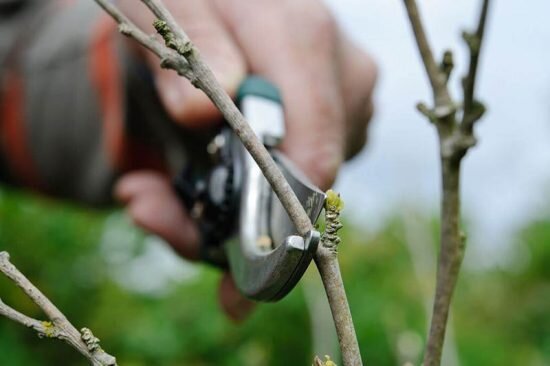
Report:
0,186,548,365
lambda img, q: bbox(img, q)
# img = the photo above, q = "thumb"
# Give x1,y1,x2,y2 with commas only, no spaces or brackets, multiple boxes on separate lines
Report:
149,0,246,128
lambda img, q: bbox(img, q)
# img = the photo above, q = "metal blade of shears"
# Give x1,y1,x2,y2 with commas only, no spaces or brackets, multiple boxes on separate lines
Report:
225,76,325,301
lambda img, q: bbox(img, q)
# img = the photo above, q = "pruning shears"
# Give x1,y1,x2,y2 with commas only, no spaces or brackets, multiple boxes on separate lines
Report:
175,76,326,302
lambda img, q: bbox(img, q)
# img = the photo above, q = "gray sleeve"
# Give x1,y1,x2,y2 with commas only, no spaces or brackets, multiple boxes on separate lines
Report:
0,0,193,206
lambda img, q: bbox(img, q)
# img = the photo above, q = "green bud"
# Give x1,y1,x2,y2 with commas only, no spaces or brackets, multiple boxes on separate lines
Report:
325,190,344,212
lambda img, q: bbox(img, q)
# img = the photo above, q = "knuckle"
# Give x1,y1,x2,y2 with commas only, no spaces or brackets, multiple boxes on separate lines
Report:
345,124,368,160
349,45,378,96
292,137,343,190
340,45,378,160
363,53,379,94
299,2,339,49
310,145,342,190
274,0,339,48
309,4,338,38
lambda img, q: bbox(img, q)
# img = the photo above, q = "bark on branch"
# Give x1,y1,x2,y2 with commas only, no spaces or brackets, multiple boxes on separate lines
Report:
0,252,117,366
402,1,490,365
315,191,361,366
93,0,361,364
461,0,490,135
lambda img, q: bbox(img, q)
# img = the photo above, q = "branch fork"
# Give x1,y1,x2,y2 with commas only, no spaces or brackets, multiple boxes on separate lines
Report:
402,0,490,365
0,252,117,366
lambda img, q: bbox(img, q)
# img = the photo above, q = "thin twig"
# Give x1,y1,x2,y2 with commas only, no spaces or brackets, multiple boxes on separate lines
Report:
315,253,360,365
0,298,60,338
93,1,361,363
402,0,452,107
0,252,116,366
402,1,491,365
461,0,490,134
93,0,193,80
315,191,361,366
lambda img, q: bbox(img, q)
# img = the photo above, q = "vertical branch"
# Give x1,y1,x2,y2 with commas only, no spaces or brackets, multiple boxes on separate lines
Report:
315,254,361,366
402,1,491,365
315,191,361,366
402,0,452,107
461,0,490,134
424,160,465,366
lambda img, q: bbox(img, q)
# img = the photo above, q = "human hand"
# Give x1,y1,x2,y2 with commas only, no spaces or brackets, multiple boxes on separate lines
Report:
115,0,377,320
115,171,255,322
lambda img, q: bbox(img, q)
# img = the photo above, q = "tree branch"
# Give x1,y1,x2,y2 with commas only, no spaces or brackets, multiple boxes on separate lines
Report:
0,252,116,366
0,298,60,338
315,254,360,365
402,0,452,107
422,159,465,366
93,1,361,364
93,0,193,81
402,1,491,365
461,0,490,134
315,191,361,366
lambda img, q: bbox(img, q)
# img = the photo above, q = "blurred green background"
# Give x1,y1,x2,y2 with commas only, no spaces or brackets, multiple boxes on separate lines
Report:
0,186,548,366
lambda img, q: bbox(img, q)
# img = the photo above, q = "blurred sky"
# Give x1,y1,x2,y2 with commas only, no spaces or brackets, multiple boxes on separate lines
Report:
325,0,550,267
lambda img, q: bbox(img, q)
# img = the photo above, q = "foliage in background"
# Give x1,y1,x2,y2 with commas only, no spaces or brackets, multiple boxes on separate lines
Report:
0,186,548,365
